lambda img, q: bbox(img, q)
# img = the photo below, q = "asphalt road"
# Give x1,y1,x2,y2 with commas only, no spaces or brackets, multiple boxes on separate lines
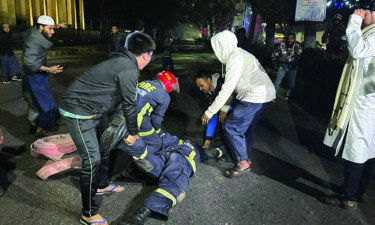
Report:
0,43,374,225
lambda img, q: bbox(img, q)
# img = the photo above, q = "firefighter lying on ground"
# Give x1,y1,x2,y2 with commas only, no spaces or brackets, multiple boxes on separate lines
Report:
100,71,223,224
117,132,221,225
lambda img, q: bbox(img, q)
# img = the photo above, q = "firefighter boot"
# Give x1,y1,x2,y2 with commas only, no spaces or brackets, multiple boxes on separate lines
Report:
119,206,151,225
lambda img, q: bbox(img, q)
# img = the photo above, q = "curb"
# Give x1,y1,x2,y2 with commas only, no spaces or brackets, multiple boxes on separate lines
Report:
13,45,106,59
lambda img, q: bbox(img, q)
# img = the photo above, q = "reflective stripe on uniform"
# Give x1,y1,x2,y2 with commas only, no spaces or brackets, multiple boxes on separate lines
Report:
184,150,197,173
137,103,155,137
215,148,223,158
137,103,152,129
132,147,148,160
139,128,155,137
155,188,177,206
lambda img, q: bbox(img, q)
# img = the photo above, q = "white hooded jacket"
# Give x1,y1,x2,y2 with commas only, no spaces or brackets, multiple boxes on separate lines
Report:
205,30,275,118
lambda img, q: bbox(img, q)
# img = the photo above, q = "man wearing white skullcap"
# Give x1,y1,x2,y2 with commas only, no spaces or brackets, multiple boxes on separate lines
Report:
22,15,65,136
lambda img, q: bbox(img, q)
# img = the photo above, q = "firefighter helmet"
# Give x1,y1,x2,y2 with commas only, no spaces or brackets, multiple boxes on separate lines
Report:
157,71,180,93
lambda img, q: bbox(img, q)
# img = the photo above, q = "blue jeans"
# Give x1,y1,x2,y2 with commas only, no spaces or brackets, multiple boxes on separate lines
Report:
273,67,296,97
62,116,111,217
223,100,266,162
0,54,19,80
342,158,375,201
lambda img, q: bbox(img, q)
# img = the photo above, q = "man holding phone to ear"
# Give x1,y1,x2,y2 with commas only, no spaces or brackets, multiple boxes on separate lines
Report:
22,15,65,136
321,0,375,210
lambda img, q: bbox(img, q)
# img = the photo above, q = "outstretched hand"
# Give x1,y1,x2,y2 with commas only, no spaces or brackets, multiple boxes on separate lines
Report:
50,65,64,74
55,23,67,28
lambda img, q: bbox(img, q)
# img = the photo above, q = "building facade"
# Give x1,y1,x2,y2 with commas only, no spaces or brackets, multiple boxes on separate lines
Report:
0,0,85,30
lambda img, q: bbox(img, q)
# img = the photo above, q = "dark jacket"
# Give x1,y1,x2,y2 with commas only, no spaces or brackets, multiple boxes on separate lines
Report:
108,32,125,53
162,36,172,57
272,41,303,70
22,28,52,75
322,24,346,53
237,36,253,54
205,75,224,103
0,31,24,56
59,50,139,135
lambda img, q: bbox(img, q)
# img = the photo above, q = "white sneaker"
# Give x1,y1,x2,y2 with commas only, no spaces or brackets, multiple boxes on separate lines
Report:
11,77,22,82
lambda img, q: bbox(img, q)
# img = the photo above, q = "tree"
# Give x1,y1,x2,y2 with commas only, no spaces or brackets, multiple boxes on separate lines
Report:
250,0,296,45
177,0,236,37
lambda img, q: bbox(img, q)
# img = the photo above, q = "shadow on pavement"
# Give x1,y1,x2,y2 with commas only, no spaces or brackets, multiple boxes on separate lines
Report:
250,148,341,198
0,145,26,195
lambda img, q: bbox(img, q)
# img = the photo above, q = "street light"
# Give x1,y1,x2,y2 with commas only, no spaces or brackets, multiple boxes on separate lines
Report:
327,0,355,9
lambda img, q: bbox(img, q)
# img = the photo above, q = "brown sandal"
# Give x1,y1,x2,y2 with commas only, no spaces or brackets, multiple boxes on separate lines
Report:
319,196,357,210
224,166,251,178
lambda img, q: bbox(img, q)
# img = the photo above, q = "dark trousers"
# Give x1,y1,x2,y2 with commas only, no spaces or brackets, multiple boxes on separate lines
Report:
342,158,375,201
0,54,19,80
22,74,57,129
162,56,175,74
62,116,111,217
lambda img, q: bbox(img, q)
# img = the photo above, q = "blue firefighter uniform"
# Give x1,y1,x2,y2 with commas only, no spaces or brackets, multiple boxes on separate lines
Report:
125,80,170,157
118,132,215,221
137,80,170,137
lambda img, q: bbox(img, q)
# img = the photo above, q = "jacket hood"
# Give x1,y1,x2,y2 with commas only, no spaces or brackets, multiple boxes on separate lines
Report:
210,30,238,64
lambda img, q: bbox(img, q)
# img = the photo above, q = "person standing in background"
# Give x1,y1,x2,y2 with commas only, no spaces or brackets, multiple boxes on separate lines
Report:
108,25,125,54
22,15,65,136
161,34,175,74
0,24,23,84
124,19,145,49
236,27,253,54
322,14,346,54
272,33,303,100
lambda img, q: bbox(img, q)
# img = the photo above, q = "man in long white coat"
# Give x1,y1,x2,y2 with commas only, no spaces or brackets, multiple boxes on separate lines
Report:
321,3,375,210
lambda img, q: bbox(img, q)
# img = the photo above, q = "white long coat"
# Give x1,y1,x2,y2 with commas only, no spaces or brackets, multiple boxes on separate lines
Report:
324,15,375,163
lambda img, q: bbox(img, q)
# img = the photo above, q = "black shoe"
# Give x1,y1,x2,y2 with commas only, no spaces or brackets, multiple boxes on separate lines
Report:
2,80,11,84
100,113,129,151
119,207,151,225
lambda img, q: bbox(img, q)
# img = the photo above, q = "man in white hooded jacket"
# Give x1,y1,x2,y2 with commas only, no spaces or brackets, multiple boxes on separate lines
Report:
201,30,275,177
